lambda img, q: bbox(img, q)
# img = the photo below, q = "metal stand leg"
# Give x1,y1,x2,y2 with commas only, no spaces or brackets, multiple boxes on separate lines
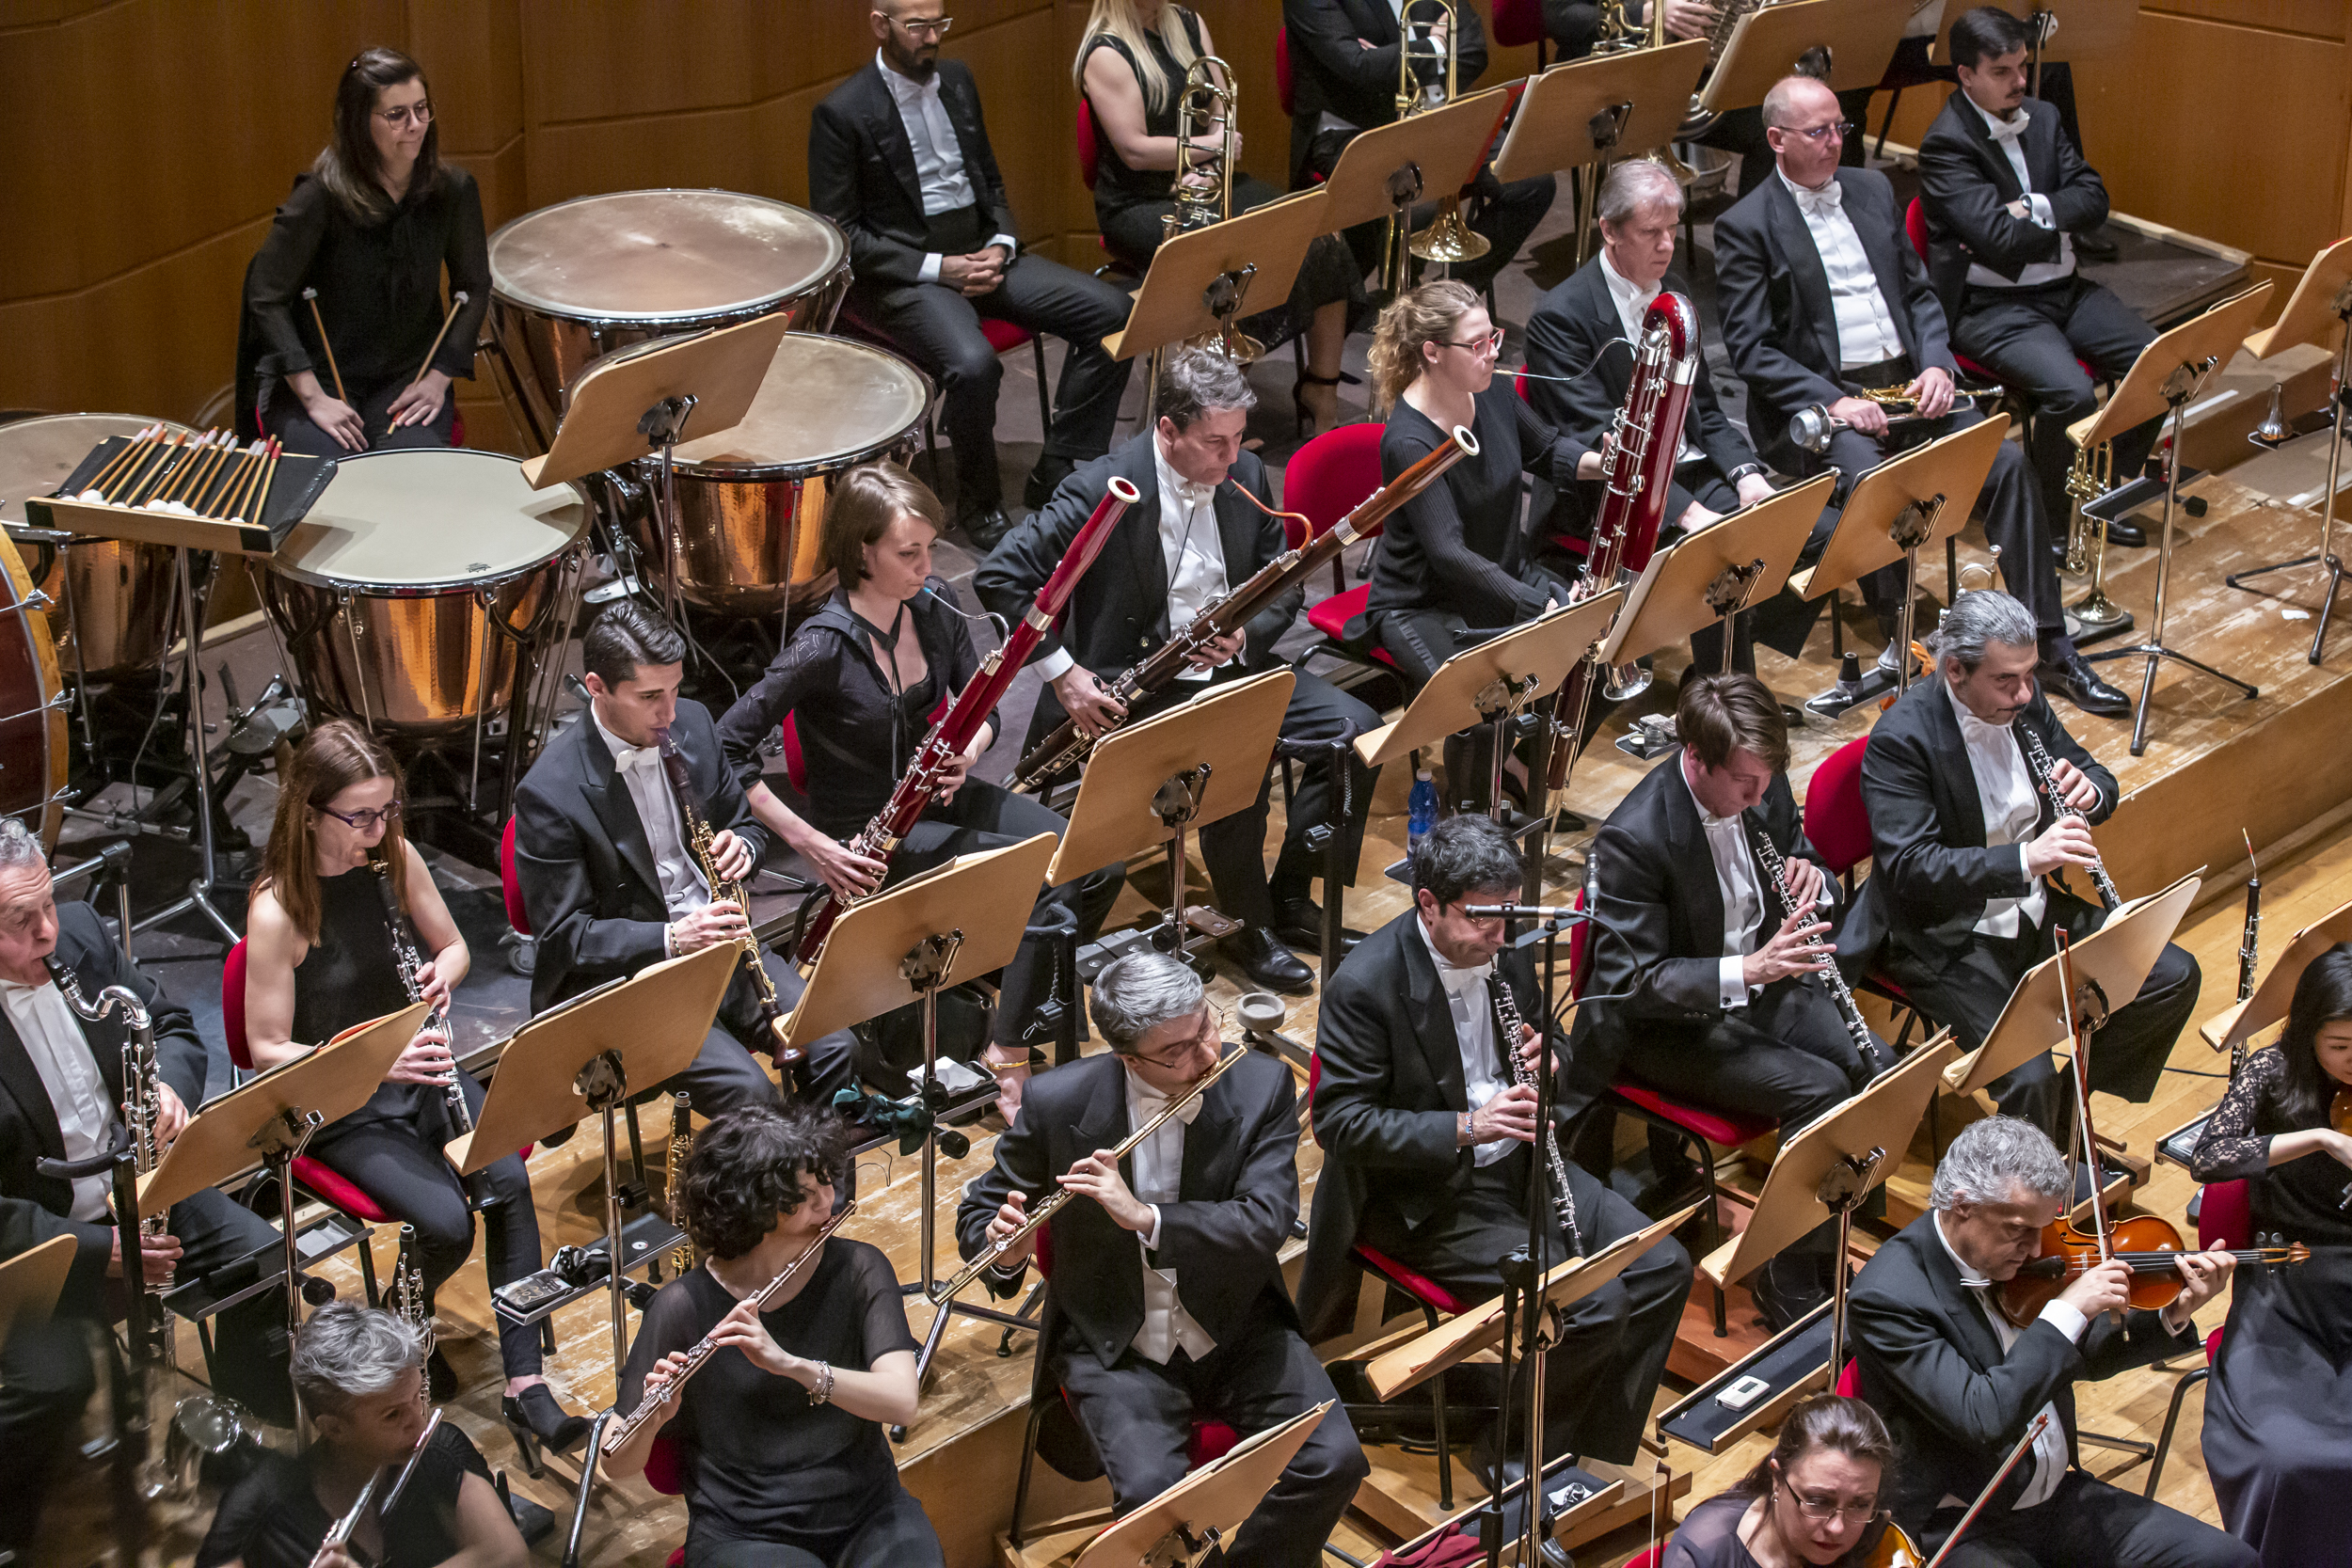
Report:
135,546,237,946
2227,294,2352,669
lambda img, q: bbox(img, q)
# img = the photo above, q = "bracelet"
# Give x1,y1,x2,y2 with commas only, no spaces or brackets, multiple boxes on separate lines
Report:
809,1361,834,1405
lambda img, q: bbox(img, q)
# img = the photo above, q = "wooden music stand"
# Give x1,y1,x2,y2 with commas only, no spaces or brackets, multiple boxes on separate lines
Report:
1700,0,1909,115
1490,42,1708,185
2234,244,2352,666
1597,474,1832,673
1050,671,1292,960
1950,1,2137,70
2201,892,2352,1059
2243,238,2352,363
1789,415,2007,718
0,1234,76,1342
520,311,787,490
1067,1402,1333,1568
1323,87,1517,230
1103,193,1327,366
1355,590,1624,771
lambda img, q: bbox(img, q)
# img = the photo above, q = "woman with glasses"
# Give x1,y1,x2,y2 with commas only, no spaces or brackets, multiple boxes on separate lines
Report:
242,46,488,456
1662,1394,1907,1568
245,721,592,1469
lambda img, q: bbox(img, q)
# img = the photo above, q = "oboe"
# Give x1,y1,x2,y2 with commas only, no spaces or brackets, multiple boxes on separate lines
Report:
2016,725,2121,911
369,854,491,1207
666,1090,695,1279
1489,974,1581,1254
2237,831,2262,1006
1745,824,1877,1066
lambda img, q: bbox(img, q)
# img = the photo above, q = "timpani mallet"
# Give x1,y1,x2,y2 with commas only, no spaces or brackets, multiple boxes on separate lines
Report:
302,287,349,404
192,439,249,517
82,423,158,500
248,438,284,528
96,428,173,505
147,430,214,510
393,290,469,430
172,432,233,513
120,432,188,509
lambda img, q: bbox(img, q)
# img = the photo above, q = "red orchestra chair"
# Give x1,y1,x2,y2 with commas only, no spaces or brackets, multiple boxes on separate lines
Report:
2143,1178,2250,1497
1287,423,1407,704
1804,735,1943,1054
1488,0,1552,68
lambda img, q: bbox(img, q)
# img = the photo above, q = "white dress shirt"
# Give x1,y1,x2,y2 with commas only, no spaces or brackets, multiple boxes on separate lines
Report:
1122,1062,1217,1364
1034,436,1232,684
1942,680,2046,938
1931,1211,2083,1511
876,51,1019,286
591,706,710,929
1963,94,2074,291
1599,251,1701,466
1680,754,1767,1010
1778,170,1908,370
1416,915,1514,1166
3,976,121,1223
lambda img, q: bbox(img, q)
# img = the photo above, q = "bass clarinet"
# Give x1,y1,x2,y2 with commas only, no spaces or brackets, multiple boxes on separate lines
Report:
50,964,171,1314
2015,725,2122,911
1745,824,1878,1067
368,855,493,1206
792,477,1142,963
1489,974,1581,1253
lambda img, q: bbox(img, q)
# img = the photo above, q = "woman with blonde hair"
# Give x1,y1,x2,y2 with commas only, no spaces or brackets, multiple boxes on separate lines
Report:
245,721,590,1467
1075,0,1365,435
716,463,1121,1117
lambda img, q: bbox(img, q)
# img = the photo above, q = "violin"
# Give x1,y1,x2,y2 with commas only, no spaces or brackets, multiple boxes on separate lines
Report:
1856,1515,1924,1568
1995,1213,2308,1328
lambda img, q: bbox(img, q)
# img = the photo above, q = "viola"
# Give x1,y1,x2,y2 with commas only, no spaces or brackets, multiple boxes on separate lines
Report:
1996,1212,2309,1329
1857,1514,1924,1568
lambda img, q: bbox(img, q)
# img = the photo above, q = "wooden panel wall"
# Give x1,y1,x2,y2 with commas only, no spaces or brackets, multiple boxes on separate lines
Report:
3,2,2342,453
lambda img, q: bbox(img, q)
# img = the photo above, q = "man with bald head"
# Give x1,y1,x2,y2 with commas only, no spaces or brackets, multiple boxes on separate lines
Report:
1713,75,2127,719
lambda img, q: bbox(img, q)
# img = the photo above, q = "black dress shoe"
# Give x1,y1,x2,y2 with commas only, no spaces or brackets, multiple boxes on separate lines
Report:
1023,455,1075,510
960,505,1015,554
1218,926,1314,994
501,1384,594,1480
2073,225,2120,261
1751,1253,1831,1334
2099,516,2147,548
2038,652,2131,718
1271,897,1367,955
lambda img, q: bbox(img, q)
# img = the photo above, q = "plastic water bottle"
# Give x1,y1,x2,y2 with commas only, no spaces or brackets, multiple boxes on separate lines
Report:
1407,768,1438,855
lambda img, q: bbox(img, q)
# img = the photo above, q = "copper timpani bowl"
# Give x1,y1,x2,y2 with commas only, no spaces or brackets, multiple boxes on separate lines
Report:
0,413,185,682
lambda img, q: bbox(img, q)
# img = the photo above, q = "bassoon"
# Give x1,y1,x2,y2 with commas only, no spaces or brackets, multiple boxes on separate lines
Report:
790,477,1142,964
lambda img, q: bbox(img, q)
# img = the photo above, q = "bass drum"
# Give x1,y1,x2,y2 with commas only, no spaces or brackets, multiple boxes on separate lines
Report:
485,189,850,453
631,333,931,618
0,413,183,681
262,451,588,736
0,531,71,849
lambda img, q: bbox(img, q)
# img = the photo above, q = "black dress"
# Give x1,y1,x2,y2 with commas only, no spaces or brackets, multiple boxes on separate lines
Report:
616,1238,941,1568
2188,1046,2352,1567
715,584,1121,1062
1083,15,1366,346
195,1420,494,1568
1366,380,1587,686
239,166,489,455
1662,1491,1910,1568
293,865,548,1378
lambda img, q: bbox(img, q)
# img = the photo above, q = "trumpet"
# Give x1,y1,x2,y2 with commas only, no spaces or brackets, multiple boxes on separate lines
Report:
2062,441,2129,630
1788,382,2003,454
1381,0,1489,293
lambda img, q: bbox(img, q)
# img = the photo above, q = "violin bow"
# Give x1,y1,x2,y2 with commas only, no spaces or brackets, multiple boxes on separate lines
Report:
2052,929,2115,1265
1921,1411,2052,1568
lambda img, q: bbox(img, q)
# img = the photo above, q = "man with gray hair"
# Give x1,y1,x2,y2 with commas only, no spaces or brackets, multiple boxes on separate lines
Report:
1848,1115,2249,1566
1860,588,2199,1137
955,950,1365,1565
979,349,1383,994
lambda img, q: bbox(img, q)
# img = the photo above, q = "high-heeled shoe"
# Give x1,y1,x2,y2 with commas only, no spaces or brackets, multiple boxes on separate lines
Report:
1293,370,1348,438
502,1384,594,1479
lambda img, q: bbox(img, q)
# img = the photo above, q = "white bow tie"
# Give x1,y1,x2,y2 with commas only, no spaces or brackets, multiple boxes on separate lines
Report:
1985,112,2028,145
1135,1085,1206,1127
1795,180,1843,214
1171,480,1215,512
1437,959,1494,999
613,744,663,775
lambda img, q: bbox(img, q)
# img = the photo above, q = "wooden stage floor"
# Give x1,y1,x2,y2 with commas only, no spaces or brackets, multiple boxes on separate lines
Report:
95,437,2352,1567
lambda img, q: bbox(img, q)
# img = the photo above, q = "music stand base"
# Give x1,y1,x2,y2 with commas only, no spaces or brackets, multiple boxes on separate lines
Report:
2082,641,2258,756
2227,551,2345,665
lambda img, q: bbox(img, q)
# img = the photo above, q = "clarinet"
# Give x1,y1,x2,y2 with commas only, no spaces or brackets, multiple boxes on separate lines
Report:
391,1222,437,1354
369,855,494,1208
1488,974,1581,1254
666,1090,695,1279
2015,724,2122,911
1744,823,1877,1067
50,965,171,1309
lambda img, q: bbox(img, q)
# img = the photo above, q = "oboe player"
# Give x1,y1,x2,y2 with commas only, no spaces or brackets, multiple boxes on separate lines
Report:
954,951,1367,1567
1565,673,1893,1330
245,721,592,1463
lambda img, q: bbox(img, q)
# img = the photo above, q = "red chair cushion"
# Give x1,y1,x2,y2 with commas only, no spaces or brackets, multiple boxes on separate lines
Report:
1306,583,1394,665
1352,1242,1469,1316
980,318,1035,354
645,1434,685,1496
1075,96,1101,193
1188,1419,1242,1466
666,1554,684,1568
2198,1179,2252,1253
1905,196,1931,265
1285,423,1388,543
1836,1357,1860,1398
1275,28,1295,119
500,816,531,937
1613,1083,1775,1148
2204,1324,2224,1363
223,939,251,1069
1804,736,1873,879
779,711,807,794
1490,0,1546,48
294,1154,393,1224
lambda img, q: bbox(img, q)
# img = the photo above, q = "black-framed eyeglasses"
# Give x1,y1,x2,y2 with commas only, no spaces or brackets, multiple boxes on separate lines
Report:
1790,119,1855,145
890,13,952,37
377,102,433,128
1774,1474,1880,1524
1441,329,1505,356
319,801,403,832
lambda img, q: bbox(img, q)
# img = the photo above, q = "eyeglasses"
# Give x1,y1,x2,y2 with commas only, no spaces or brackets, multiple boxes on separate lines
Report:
892,13,953,37
1789,119,1855,145
1778,1479,1880,1524
319,801,404,832
1441,329,1504,356
377,102,433,128
1124,1007,1223,1070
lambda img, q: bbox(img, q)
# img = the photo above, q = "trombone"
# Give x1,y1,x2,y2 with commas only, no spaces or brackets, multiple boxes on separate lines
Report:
1162,55,1263,366
1381,0,1489,295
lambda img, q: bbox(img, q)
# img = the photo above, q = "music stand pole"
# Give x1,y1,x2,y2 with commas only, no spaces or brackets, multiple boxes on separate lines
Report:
134,546,238,946
2228,288,2352,665
251,1104,327,1443
1817,1147,1883,1376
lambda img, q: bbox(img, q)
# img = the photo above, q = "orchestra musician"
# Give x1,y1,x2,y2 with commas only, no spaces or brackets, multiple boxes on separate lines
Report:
1848,1116,2252,1567
0,817,292,1548
243,721,592,1458
977,350,1382,995
1077,0,1366,436
1303,816,1694,1488
2189,943,2352,1565
1536,0,1721,62
1282,0,1556,304
809,0,1136,549
1713,74,2130,718
609,1104,942,1568
240,48,486,457
195,1303,529,1568
955,951,1367,1567
1858,590,2199,1139
1568,674,1893,1329
714,463,1123,1117
511,603,859,1112
1919,8,2158,548
1661,1394,1908,1568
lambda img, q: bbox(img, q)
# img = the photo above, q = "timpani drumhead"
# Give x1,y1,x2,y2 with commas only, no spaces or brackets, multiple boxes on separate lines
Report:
667,334,932,479
272,450,588,594
0,414,192,524
488,190,850,326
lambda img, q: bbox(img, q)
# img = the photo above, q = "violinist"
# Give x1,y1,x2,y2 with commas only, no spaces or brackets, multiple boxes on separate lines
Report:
716,464,1122,1116
2189,942,2352,1566
1848,1116,2252,1568
1661,1394,1911,1568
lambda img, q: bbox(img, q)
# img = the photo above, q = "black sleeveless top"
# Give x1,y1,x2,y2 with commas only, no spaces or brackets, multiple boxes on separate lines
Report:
1084,10,1209,210
295,865,427,1129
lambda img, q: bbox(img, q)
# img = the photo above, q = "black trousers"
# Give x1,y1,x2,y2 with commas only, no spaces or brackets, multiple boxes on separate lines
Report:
868,781,1123,1051
850,233,1132,512
1361,1151,1693,1465
686,1481,944,1568
1880,894,2199,1139
1953,277,2158,540
306,1071,546,1380
260,372,459,457
1051,1300,1368,1568
704,952,860,1112
1925,1466,2257,1568
1546,465,1767,674
1098,171,1368,349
